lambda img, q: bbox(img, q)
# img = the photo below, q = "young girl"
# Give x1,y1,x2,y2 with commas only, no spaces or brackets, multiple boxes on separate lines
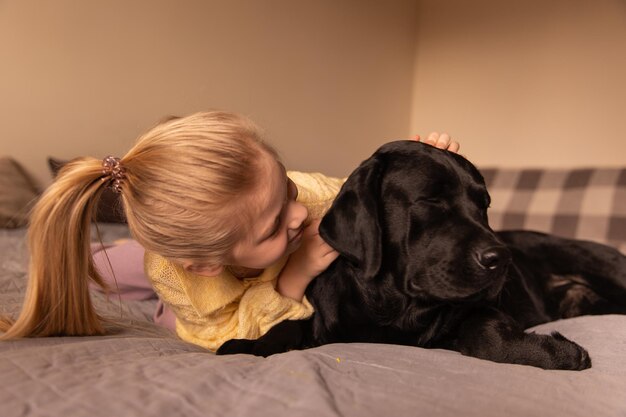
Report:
0,111,459,351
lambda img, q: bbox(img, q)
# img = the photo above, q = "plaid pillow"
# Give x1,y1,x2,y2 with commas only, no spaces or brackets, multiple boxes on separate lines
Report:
481,167,626,254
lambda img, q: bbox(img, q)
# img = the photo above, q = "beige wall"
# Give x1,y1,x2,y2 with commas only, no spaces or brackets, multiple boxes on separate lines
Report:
2,0,624,187
411,0,626,168
0,0,418,186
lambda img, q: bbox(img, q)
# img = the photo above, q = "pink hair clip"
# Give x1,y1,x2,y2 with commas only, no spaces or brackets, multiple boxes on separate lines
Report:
101,156,125,193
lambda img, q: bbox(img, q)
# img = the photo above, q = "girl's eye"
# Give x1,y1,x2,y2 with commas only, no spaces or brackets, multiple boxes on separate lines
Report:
268,218,282,238
416,197,441,205
271,210,287,238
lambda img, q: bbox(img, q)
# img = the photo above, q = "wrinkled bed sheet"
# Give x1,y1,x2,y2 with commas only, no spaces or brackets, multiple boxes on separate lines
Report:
1,226,625,417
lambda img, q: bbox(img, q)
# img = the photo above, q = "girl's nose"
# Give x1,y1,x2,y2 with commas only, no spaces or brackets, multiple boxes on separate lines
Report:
288,202,308,229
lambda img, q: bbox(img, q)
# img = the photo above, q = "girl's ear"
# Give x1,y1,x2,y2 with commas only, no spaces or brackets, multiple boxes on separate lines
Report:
182,261,224,277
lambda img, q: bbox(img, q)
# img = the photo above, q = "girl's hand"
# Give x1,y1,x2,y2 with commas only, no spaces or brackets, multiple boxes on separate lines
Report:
291,219,339,278
276,219,338,301
411,132,460,154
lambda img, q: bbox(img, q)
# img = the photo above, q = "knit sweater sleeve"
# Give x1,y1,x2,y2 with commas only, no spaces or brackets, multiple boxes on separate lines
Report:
144,251,313,352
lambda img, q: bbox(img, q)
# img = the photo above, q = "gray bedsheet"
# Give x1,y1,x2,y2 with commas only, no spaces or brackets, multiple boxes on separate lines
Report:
1,226,626,417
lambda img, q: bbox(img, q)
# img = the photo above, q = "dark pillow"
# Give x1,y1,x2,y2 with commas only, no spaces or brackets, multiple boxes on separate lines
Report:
48,157,126,223
0,157,40,228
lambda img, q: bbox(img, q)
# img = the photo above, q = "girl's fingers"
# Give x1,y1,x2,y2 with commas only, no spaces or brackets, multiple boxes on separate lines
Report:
435,133,451,149
411,131,459,153
426,132,440,145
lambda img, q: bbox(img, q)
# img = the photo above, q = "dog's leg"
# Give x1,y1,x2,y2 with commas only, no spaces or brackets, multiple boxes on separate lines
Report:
548,275,626,317
500,231,626,312
216,320,309,357
442,307,591,370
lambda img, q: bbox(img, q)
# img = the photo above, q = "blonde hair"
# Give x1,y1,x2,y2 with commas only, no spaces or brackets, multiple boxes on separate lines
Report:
0,111,278,338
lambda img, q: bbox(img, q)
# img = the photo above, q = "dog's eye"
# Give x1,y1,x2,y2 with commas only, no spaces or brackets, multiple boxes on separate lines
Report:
415,197,442,205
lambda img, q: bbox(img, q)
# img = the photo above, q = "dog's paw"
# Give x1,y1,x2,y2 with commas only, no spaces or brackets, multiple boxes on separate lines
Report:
216,338,286,357
216,338,257,355
545,331,592,371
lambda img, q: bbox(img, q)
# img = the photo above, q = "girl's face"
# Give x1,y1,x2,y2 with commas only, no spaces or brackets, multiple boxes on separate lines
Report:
228,156,308,270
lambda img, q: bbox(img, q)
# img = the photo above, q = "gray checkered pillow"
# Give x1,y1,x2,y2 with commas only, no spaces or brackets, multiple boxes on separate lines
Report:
481,167,626,254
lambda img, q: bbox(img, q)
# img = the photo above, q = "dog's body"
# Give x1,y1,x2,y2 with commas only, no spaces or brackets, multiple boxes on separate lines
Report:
218,141,626,370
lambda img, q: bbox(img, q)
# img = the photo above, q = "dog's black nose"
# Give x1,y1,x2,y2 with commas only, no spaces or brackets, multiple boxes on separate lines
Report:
477,246,511,270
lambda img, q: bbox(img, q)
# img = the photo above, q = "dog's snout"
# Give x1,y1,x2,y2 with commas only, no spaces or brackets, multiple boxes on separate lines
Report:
477,246,511,271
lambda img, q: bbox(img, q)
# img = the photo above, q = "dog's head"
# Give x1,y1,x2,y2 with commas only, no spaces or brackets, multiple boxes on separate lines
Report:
320,140,510,304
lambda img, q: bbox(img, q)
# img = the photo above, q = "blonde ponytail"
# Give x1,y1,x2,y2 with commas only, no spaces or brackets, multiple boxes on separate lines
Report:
1,110,278,339
0,158,111,338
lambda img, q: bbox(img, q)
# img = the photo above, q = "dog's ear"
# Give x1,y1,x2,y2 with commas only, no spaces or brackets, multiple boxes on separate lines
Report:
320,156,383,278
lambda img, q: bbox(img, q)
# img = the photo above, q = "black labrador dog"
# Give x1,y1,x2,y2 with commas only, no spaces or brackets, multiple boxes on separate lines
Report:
218,140,626,370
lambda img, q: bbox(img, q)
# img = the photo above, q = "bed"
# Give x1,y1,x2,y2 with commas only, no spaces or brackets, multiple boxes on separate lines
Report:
1,161,625,417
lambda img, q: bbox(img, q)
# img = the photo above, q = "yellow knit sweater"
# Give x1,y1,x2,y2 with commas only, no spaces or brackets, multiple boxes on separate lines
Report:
144,171,345,351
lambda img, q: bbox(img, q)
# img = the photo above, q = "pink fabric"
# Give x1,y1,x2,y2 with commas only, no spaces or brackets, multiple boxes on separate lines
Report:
91,240,176,331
